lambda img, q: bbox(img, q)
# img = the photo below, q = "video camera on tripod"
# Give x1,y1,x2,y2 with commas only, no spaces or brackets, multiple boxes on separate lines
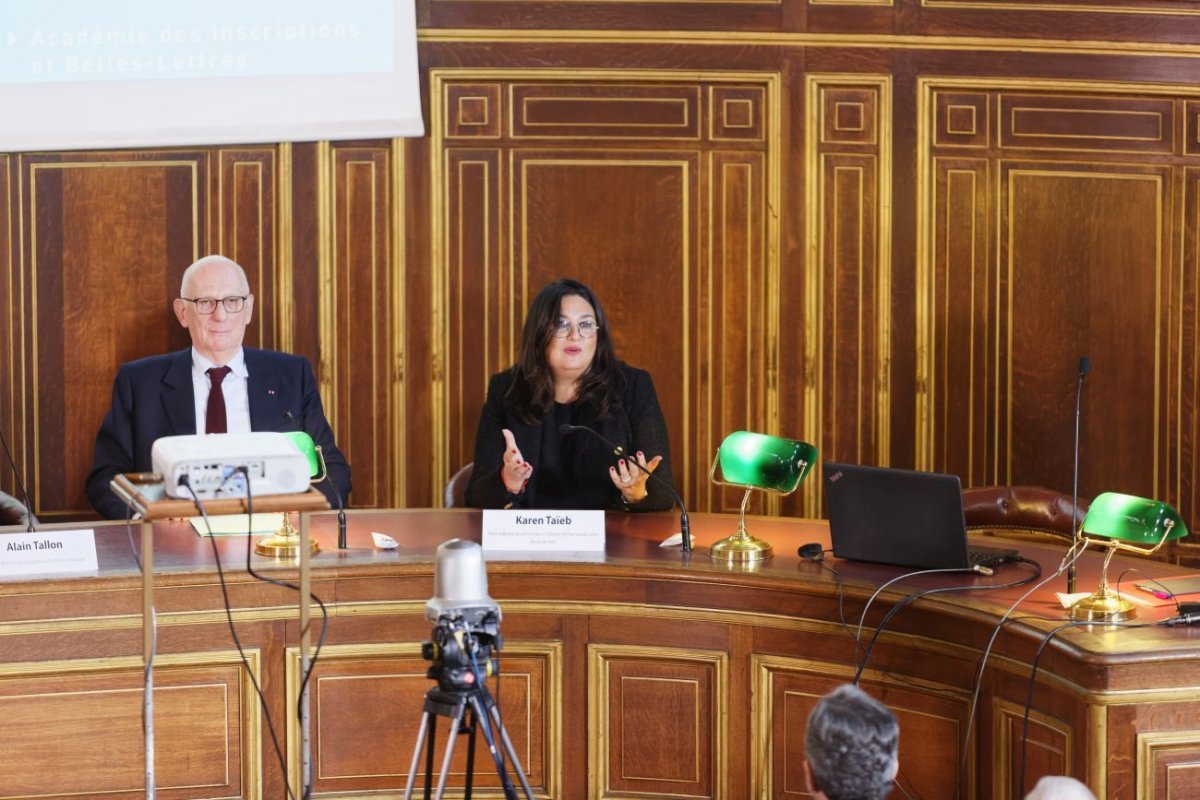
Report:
404,540,534,800
421,540,503,692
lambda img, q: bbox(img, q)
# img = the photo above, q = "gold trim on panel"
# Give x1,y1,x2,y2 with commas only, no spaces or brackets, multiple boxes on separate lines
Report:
993,697,1073,800
923,0,1200,16
431,77,450,497
947,105,980,136
392,138,407,507
1088,704,1106,797
419,28,1200,59
231,158,268,345
805,75,892,509
588,643,728,800
1,154,13,495
1136,729,1200,799
277,142,294,352
1008,107,1165,144
316,141,337,428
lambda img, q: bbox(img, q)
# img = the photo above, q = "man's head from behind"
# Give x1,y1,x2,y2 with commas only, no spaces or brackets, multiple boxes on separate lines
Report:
173,255,255,365
804,684,899,800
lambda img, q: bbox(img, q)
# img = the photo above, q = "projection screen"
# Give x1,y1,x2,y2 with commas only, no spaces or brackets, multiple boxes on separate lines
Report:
0,0,423,152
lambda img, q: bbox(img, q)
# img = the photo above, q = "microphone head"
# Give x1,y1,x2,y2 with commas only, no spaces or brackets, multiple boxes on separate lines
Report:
798,543,825,562
558,424,574,435
1079,356,1090,376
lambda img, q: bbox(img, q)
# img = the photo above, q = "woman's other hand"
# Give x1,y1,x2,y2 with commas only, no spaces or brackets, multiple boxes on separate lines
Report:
608,450,663,504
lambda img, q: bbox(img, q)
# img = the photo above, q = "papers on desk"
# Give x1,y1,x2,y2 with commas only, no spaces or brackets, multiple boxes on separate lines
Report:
189,513,285,536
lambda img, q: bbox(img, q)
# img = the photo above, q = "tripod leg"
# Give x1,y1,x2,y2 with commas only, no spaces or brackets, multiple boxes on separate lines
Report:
432,700,467,800
488,703,537,800
402,710,433,800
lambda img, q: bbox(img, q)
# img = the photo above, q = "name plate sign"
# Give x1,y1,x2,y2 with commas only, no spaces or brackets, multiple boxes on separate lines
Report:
482,510,606,552
0,529,99,577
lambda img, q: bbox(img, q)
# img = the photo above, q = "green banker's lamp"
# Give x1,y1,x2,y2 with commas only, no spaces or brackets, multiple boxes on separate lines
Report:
1070,492,1188,621
255,432,328,558
708,431,818,562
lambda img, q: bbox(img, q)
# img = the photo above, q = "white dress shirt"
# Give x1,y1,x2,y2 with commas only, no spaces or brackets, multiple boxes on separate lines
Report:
191,348,251,434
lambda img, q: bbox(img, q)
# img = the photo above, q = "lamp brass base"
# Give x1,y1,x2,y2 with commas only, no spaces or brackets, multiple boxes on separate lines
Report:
255,533,320,559
709,534,773,563
254,513,319,559
1070,591,1136,622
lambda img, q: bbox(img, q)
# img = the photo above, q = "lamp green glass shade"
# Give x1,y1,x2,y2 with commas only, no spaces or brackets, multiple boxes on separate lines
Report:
283,431,326,481
1081,492,1188,544
715,431,817,494
1071,492,1187,622
255,431,326,559
709,431,818,563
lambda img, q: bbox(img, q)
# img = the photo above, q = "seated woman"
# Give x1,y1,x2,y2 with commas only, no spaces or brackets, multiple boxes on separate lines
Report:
465,278,676,511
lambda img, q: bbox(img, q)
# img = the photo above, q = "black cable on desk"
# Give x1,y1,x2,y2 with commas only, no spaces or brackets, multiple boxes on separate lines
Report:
180,475,297,800
853,559,1043,687
235,467,330,800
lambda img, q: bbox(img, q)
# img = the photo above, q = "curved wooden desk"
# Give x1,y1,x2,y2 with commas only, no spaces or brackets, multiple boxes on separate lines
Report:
2,510,1199,799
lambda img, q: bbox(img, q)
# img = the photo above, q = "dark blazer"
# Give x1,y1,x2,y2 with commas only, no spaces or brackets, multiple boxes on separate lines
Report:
465,363,676,511
85,347,351,519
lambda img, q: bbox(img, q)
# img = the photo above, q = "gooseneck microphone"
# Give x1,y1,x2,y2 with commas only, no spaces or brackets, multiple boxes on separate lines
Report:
1068,356,1089,594
0,423,35,532
285,411,347,549
558,423,691,552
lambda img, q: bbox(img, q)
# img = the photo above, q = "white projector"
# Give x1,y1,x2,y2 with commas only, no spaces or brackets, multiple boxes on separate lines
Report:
152,432,311,500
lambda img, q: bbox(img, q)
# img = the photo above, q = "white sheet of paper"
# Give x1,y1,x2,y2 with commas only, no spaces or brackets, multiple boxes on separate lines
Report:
188,513,285,536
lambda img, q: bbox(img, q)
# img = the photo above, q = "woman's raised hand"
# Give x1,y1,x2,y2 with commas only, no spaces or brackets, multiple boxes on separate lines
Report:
501,428,533,493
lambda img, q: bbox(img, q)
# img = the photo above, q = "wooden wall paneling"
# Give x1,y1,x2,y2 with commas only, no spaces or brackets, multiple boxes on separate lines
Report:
326,143,398,509
0,655,256,800
930,157,993,486
993,697,1074,799
296,642,560,796
706,151,770,515
1137,729,1200,798
1177,166,1200,565
588,644,727,799
1002,160,1168,497
516,147,696,481
804,75,892,515
431,70,779,513
752,655,968,799
22,152,206,519
445,147,505,487
0,152,14,501
919,79,1200,536
216,147,277,351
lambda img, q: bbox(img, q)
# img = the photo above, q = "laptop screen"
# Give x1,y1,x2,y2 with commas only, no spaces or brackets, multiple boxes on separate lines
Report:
823,462,972,569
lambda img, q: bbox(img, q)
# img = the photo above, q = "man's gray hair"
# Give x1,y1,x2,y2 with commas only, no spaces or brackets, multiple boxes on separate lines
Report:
179,255,249,297
805,684,899,800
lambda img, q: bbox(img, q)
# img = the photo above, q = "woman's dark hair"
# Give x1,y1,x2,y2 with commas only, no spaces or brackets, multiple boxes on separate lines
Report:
507,278,624,423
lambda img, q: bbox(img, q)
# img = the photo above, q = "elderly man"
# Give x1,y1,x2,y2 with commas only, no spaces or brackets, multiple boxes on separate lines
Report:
85,255,351,518
804,684,899,800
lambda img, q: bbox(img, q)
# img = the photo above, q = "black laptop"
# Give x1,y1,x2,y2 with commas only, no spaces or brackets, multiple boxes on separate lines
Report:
823,462,1017,571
